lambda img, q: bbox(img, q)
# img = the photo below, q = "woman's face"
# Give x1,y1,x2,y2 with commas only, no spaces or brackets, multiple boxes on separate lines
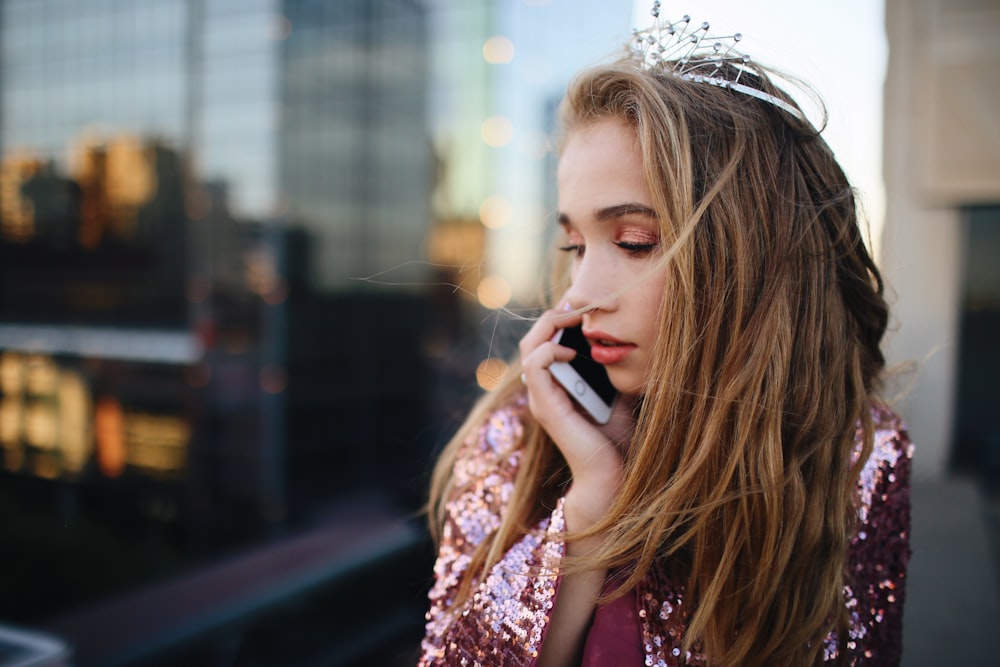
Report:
557,118,667,397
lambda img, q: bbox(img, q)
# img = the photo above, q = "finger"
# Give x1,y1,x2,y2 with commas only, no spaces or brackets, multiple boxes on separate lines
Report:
519,305,583,358
520,344,576,416
521,339,576,380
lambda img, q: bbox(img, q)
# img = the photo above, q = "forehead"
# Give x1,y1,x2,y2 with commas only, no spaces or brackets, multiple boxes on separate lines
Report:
557,119,649,208
559,118,639,165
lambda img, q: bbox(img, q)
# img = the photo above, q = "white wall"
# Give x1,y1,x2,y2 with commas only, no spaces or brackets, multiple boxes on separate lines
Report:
881,0,1000,479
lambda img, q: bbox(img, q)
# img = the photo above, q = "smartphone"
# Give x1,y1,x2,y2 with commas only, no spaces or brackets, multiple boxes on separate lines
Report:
549,326,618,424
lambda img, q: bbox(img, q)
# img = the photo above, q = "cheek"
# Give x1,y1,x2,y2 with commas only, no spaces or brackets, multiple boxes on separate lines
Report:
638,275,667,341
637,270,667,312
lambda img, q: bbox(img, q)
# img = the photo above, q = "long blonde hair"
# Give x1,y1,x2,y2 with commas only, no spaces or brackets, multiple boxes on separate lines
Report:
428,57,888,667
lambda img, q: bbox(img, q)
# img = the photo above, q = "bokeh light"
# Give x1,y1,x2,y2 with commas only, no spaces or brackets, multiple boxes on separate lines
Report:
477,275,512,309
475,358,509,391
481,115,514,147
479,195,512,229
95,397,126,479
482,35,515,64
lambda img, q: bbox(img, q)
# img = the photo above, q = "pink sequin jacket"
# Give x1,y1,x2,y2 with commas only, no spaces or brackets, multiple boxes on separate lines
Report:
420,394,913,666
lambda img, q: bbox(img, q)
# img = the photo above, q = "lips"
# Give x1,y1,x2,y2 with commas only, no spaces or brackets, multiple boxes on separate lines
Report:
584,330,636,365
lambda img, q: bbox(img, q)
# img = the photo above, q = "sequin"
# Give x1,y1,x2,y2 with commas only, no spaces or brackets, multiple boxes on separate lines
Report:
419,397,913,666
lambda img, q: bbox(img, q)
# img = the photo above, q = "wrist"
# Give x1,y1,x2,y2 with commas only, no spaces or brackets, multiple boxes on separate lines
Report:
561,484,616,556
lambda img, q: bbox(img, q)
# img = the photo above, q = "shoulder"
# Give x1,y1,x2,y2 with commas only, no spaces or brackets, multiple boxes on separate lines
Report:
853,404,914,522
438,391,532,549
855,404,912,465
871,404,913,457
480,391,530,454
450,390,530,489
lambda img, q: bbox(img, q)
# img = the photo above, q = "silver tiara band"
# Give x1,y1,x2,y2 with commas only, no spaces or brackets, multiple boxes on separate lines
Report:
629,3,805,121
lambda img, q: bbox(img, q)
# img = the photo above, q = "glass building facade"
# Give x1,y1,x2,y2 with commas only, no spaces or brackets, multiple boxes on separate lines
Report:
0,0,633,662
0,0,437,662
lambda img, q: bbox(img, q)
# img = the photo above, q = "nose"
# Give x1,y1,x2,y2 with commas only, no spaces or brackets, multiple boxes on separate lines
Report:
563,251,618,313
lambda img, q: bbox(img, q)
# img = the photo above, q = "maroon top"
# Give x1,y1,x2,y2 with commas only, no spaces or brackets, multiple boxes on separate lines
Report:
582,585,644,665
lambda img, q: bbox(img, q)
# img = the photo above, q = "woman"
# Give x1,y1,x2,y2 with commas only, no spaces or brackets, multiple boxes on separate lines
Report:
420,12,912,667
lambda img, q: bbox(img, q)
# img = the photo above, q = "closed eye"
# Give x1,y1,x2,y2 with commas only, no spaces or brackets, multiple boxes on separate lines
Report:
615,241,658,255
558,244,584,257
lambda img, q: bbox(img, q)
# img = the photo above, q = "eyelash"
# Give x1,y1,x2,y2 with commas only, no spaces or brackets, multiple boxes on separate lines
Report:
616,241,658,255
557,244,584,257
557,242,658,257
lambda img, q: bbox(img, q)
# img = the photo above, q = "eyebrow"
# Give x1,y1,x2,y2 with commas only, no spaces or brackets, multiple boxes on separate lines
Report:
557,202,658,226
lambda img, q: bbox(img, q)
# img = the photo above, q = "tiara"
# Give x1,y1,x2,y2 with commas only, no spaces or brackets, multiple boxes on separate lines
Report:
629,2,804,120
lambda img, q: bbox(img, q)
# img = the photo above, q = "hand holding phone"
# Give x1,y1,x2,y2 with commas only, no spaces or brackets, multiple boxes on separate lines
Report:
549,326,618,424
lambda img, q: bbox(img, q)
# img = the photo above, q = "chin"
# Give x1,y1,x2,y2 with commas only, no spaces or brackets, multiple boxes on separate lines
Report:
608,372,645,398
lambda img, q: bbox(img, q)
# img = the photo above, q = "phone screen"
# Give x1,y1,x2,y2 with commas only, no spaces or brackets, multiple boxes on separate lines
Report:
558,326,618,404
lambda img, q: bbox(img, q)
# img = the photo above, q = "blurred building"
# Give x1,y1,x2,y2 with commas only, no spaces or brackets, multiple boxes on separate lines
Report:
0,0,436,663
0,0,642,663
882,0,1000,482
